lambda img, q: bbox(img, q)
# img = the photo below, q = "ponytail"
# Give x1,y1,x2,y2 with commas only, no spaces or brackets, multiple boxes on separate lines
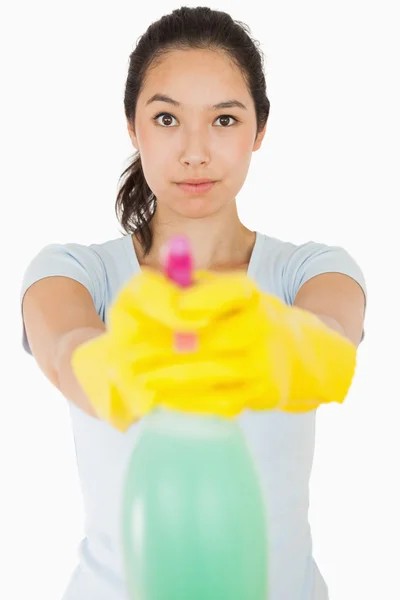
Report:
115,151,156,256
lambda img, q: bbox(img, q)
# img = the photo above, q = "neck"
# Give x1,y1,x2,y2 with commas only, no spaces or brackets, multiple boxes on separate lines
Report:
133,202,256,272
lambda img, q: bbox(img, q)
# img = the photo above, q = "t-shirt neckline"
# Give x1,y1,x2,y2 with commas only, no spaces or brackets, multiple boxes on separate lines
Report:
124,230,264,279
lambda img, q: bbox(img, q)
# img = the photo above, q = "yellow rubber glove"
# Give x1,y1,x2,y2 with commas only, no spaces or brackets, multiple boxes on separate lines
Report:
71,268,357,431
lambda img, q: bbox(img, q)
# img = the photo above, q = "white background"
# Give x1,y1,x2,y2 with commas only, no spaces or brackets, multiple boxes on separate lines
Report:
1,1,399,598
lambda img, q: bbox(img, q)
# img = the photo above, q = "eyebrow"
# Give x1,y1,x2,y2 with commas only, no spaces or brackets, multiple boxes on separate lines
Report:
145,93,248,111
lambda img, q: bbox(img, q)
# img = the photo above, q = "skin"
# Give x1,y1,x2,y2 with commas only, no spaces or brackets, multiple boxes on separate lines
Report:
126,48,267,272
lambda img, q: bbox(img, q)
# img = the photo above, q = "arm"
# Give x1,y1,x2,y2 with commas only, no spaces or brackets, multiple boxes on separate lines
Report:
69,267,365,422
293,272,366,347
22,276,106,417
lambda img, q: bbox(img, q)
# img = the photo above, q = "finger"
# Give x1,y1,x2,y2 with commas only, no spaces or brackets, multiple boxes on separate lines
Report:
179,273,260,319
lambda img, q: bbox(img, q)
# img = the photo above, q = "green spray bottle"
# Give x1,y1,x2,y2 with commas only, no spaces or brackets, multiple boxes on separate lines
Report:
121,236,268,600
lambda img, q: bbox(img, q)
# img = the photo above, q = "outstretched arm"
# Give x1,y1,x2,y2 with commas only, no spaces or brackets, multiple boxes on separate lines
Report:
293,272,366,347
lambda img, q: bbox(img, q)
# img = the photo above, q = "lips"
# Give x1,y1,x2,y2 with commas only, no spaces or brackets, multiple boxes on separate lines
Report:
179,179,214,184
176,181,216,194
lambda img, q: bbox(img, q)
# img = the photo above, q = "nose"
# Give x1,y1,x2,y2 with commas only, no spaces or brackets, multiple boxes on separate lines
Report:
181,155,209,167
179,129,211,168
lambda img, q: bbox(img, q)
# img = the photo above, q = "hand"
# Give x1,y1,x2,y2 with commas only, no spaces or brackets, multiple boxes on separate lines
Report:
108,268,283,411
72,268,285,430
72,266,356,432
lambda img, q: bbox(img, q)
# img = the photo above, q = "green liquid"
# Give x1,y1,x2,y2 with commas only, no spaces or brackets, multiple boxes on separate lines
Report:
122,408,268,599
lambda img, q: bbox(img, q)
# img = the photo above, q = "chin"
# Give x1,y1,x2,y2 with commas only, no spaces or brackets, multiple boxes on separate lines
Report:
177,200,225,220
172,190,229,217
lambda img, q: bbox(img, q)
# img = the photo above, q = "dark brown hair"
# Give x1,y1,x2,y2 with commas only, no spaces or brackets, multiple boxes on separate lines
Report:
115,6,271,255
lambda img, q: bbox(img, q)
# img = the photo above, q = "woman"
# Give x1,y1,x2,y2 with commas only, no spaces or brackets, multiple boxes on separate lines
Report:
20,6,366,599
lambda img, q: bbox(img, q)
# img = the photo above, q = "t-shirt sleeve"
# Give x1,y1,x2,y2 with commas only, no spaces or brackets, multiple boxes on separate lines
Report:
283,241,367,342
20,242,105,355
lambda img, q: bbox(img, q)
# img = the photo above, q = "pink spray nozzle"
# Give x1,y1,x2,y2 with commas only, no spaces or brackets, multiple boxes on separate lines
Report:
163,236,198,353
164,236,193,288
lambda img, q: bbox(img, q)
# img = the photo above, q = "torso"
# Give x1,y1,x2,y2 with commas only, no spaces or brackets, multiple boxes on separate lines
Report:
59,231,328,600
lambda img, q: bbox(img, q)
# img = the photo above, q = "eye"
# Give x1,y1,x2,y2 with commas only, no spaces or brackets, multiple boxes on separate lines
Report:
215,115,238,127
153,113,178,127
153,113,239,128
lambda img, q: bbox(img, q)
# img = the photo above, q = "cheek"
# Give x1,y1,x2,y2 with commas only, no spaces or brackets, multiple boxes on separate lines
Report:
137,132,167,176
135,120,163,160
219,137,253,172
140,146,173,194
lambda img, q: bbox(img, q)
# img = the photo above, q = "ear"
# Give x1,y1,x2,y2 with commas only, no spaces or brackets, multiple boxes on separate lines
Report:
127,119,139,151
253,122,267,152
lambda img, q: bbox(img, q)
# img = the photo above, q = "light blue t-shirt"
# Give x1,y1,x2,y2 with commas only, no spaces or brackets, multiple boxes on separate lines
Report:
20,231,367,600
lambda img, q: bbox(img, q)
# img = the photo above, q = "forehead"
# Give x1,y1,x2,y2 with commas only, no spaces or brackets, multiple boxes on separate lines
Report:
139,49,250,107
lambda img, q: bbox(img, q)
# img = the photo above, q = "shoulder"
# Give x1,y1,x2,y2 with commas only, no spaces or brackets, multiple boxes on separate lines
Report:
19,235,136,355
256,232,367,306
20,235,133,311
